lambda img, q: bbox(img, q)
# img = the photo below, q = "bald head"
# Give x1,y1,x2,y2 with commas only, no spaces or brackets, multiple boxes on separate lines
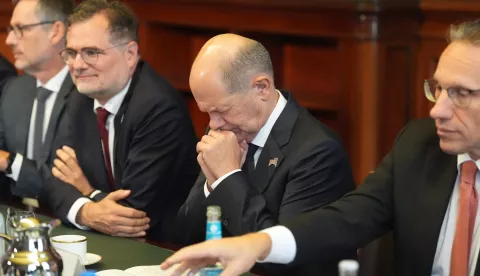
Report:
191,33,274,94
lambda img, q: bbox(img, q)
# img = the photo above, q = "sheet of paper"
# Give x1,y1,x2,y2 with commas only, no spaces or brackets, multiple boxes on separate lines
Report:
96,269,135,276
125,265,197,276
98,264,197,276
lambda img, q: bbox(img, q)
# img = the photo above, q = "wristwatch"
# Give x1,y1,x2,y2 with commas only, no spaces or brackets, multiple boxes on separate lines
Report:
5,153,16,174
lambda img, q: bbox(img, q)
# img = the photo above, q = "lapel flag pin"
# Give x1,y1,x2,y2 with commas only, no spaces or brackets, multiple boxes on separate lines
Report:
268,157,278,167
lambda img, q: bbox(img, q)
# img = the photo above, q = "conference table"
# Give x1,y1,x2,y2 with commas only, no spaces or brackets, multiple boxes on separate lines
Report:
0,204,257,275
0,204,173,272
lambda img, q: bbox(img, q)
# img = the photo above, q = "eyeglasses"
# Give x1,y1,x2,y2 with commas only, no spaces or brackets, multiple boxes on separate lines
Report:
424,78,480,108
7,21,56,38
59,42,130,66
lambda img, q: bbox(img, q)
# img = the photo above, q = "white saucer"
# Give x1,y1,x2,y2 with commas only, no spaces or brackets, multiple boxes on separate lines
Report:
84,253,102,266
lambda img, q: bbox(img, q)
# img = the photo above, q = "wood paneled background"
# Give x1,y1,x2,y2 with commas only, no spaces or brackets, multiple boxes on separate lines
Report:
1,0,478,184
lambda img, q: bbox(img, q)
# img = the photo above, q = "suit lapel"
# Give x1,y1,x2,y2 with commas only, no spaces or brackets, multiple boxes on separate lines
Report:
77,97,111,192
251,90,298,193
41,75,73,162
15,78,36,155
252,139,284,193
414,143,457,274
111,62,141,186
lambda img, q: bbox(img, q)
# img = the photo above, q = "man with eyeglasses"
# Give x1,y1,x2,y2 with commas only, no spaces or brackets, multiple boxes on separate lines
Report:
0,0,75,206
47,0,199,242
161,19,480,276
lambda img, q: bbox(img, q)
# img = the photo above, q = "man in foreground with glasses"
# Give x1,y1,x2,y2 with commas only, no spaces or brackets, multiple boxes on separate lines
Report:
47,0,199,241
162,19,480,276
0,0,74,206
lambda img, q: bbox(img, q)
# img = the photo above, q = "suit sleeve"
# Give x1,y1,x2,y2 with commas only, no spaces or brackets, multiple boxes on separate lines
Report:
118,100,194,232
0,80,45,197
283,150,394,264
281,120,419,265
205,139,355,236
0,80,11,190
13,159,54,197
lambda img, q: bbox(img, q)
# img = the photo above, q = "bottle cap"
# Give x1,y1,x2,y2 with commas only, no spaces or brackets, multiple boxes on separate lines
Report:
338,259,359,271
207,206,221,217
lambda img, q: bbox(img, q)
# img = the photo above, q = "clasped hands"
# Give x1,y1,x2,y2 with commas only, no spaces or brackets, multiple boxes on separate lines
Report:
52,146,149,237
196,130,248,188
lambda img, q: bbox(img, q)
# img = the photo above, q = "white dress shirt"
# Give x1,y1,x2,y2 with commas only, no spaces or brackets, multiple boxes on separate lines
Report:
203,90,287,197
6,66,69,181
260,153,480,273
67,79,132,229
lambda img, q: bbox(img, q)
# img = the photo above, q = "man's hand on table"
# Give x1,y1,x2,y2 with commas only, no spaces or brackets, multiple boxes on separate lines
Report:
161,232,272,276
77,189,150,237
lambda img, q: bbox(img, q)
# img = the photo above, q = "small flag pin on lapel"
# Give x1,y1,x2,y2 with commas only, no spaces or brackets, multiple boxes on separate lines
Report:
268,157,278,167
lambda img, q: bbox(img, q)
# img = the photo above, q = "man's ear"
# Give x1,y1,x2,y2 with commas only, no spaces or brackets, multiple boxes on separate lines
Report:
252,75,272,101
49,21,66,46
125,41,139,66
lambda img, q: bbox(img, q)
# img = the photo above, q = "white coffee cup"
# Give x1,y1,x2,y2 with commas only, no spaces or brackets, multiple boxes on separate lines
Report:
51,235,87,264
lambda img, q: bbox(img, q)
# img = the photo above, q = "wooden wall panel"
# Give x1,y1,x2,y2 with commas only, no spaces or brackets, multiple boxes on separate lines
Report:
126,0,421,184
1,0,479,185
378,44,416,158
414,41,444,119
283,40,340,111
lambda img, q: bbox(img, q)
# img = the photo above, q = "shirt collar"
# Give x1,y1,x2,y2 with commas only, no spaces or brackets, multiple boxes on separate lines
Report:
36,66,69,94
250,90,287,148
457,153,480,171
93,78,132,116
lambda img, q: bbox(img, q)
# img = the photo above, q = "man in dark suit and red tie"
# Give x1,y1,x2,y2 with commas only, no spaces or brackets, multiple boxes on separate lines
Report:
175,33,356,275
48,0,199,242
162,19,480,276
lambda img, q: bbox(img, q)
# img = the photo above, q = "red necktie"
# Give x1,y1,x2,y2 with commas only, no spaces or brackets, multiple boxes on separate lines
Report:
451,160,478,276
96,107,115,191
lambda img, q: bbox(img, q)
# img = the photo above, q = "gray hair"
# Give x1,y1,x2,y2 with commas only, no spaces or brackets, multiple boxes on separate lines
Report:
221,41,274,93
448,19,480,45
12,0,75,22
68,0,138,44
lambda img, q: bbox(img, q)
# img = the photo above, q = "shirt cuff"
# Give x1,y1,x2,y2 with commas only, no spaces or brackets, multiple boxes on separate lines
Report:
258,225,297,264
6,153,23,181
90,190,101,198
67,198,91,230
203,169,242,197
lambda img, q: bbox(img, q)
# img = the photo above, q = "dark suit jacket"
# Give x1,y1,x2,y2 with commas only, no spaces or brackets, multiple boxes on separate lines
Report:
176,90,356,275
0,55,16,95
284,118,480,275
0,73,73,200
48,61,199,242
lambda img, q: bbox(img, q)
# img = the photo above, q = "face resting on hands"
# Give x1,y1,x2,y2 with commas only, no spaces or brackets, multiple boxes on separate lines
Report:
189,33,278,144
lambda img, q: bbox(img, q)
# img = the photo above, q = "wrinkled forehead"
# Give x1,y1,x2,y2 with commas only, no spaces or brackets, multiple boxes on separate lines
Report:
434,42,480,89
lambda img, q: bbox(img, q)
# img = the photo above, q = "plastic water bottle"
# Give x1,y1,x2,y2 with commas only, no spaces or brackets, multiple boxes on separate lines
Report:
338,259,359,276
199,206,223,276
